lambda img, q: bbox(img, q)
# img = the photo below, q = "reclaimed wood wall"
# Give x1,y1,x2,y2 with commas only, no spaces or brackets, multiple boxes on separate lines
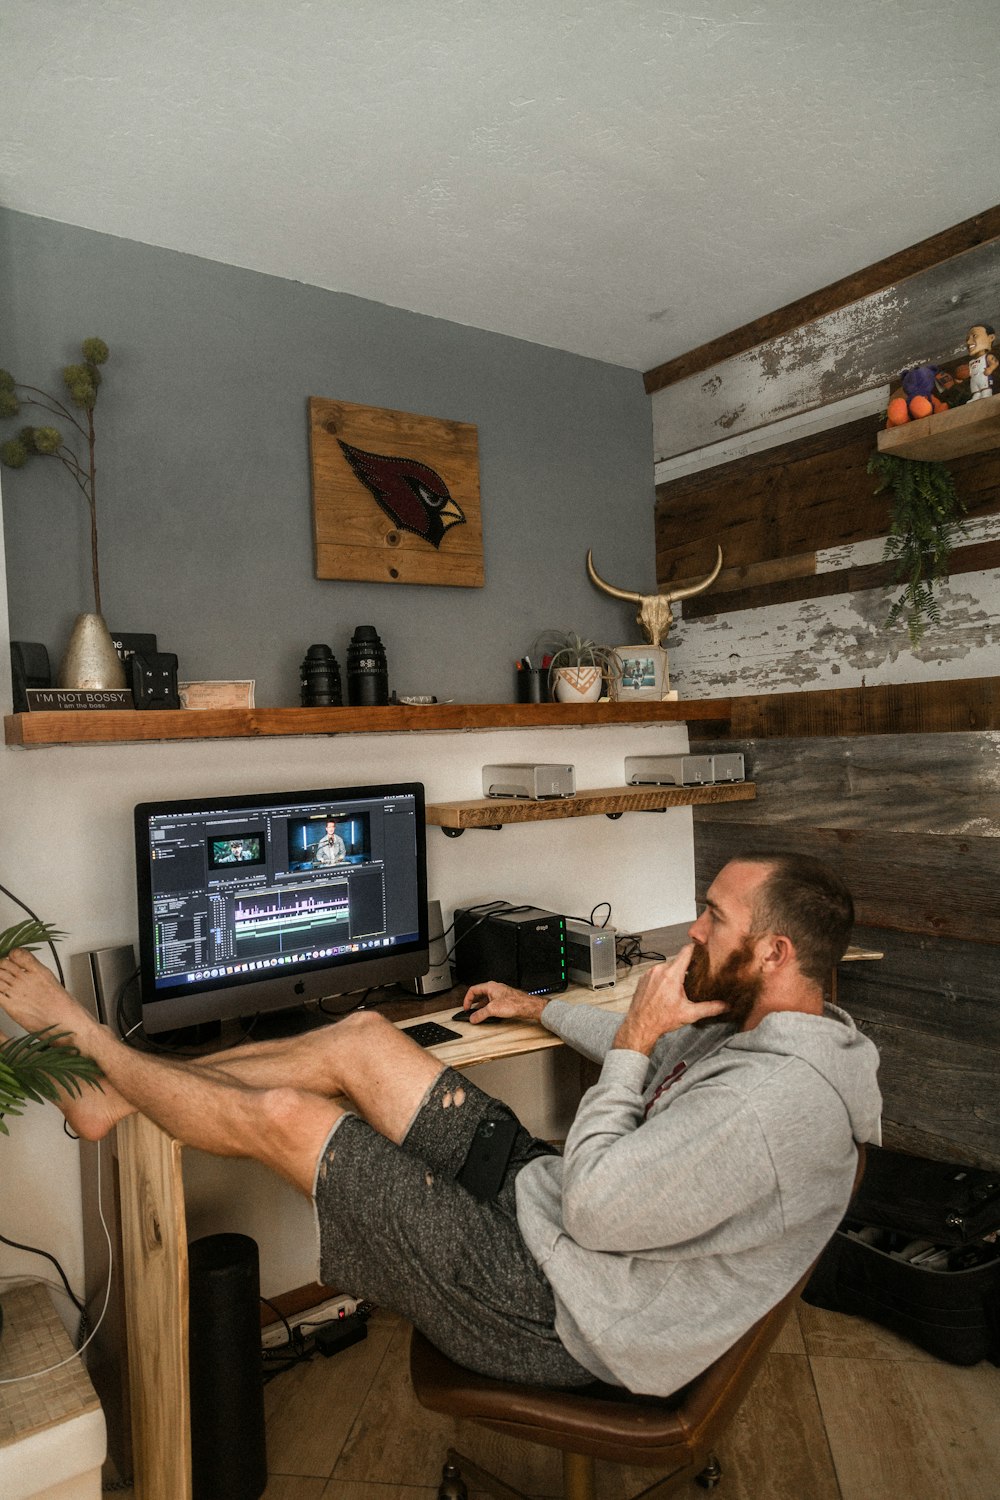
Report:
651,210,1000,699
690,703,1000,1169
649,216,1000,1166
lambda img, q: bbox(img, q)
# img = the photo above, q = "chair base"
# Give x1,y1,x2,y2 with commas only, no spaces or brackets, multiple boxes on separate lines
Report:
436,1446,723,1500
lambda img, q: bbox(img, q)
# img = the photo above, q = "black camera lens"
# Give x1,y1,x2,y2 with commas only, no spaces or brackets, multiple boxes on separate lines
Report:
346,626,389,707
300,644,342,706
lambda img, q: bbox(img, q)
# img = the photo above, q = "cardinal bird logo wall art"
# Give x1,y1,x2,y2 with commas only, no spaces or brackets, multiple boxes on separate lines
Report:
337,441,465,550
308,397,485,588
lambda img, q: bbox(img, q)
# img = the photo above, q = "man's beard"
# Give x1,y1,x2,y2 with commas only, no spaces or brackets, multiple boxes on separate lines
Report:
686,937,764,1027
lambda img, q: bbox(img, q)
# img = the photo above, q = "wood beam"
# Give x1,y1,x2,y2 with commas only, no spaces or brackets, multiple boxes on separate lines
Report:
643,204,1000,395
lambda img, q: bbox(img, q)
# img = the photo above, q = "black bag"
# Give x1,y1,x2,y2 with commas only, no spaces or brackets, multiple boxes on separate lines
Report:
804,1146,1000,1366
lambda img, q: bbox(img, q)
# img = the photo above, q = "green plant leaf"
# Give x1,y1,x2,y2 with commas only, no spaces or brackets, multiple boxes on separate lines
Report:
869,451,967,646
0,919,64,961
0,1028,102,1136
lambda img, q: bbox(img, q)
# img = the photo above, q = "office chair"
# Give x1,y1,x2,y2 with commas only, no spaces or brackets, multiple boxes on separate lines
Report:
410,1145,866,1500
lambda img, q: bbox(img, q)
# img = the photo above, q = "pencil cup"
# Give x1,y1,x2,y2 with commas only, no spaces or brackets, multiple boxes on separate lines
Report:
515,667,549,703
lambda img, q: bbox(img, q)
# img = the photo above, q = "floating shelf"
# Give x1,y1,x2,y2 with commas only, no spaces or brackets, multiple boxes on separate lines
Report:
3,699,732,749
427,781,756,832
876,395,1000,462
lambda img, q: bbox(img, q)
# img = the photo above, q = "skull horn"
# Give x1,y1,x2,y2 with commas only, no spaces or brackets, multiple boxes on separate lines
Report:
585,550,642,602
586,545,724,603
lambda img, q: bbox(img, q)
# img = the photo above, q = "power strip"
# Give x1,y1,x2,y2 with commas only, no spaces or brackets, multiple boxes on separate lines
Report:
261,1294,359,1348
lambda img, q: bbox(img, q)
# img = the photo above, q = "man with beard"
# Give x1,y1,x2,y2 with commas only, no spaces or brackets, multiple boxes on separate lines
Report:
0,853,880,1398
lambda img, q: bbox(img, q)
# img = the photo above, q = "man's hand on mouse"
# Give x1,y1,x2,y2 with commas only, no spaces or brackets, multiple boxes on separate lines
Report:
612,944,728,1056
459,981,547,1024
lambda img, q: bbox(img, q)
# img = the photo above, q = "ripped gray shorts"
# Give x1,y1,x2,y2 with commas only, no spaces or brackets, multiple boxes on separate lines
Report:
313,1066,594,1387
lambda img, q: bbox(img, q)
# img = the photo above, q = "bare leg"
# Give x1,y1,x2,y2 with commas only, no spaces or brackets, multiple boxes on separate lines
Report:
0,951,448,1193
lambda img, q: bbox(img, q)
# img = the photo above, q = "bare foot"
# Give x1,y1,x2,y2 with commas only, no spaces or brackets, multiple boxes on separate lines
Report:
0,948,100,1043
0,952,134,1140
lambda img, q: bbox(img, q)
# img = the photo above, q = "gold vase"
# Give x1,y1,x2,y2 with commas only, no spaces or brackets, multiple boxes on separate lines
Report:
58,613,127,690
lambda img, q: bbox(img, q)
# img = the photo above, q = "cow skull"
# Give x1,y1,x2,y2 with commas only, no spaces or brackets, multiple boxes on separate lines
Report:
586,546,724,647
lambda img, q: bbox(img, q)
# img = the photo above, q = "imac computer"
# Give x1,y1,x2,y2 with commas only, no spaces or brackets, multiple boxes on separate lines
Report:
134,782,428,1036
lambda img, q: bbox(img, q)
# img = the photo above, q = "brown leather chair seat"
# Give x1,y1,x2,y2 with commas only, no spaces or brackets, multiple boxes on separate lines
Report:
410,1146,866,1500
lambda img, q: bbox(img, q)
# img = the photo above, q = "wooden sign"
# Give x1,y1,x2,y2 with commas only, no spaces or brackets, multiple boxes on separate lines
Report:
308,398,484,587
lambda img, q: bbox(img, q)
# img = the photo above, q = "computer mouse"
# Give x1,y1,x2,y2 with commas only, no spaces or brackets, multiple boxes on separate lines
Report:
450,1001,510,1025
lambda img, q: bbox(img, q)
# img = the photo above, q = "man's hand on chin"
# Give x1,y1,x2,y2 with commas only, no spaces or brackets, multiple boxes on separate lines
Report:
613,945,728,1056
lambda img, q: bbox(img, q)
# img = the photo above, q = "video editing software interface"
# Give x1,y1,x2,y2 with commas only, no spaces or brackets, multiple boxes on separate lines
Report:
140,788,422,997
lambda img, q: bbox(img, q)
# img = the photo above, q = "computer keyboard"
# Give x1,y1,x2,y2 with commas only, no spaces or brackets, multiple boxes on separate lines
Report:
400,1020,463,1047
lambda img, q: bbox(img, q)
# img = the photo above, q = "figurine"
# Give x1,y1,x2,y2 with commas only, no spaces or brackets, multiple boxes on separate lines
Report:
964,323,997,401
885,364,948,426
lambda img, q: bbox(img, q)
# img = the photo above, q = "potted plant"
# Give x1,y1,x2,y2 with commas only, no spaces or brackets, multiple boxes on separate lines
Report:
0,919,102,1137
0,338,126,689
535,632,624,704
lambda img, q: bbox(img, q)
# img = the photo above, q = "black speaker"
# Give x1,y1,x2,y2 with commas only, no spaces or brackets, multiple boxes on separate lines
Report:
10,641,51,712
188,1234,267,1500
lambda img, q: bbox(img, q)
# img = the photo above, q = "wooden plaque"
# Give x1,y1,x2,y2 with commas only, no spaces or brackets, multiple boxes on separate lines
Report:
309,397,484,587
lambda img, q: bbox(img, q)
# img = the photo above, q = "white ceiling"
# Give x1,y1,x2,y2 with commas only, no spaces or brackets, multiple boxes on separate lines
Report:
4,1,999,371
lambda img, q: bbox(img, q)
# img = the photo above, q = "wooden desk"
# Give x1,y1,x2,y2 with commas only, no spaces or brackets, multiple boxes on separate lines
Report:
115,968,645,1500
115,940,880,1499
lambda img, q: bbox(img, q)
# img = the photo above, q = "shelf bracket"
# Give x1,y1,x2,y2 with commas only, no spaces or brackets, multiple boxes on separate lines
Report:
441,824,504,837
605,811,624,820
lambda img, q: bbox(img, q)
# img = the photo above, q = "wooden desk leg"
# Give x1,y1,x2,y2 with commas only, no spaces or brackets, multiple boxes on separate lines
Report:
117,1114,191,1500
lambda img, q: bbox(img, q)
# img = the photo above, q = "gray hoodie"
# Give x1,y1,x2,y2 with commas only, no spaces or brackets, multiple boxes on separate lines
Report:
514,997,882,1396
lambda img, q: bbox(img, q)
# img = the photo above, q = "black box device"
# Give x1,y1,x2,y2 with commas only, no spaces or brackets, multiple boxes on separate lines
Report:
452,903,567,996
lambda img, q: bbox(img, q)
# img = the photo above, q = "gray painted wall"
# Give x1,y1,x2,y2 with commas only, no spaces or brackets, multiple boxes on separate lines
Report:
0,209,654,706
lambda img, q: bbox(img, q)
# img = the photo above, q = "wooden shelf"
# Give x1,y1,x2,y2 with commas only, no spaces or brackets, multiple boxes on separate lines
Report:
3,699,731,749
427,781,756,831
876,395,1000,461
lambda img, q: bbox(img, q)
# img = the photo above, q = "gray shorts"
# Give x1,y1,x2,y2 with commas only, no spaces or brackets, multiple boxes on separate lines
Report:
314,1067,595,1388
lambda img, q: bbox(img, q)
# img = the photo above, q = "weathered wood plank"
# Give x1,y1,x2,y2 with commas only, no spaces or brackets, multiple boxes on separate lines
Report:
681,536,1000,620
656,417,884,585
656,415,1000,591
841,925,1000,1036
650,236,1000,461
687,733,1000,837
688,679,1000,740
643,204,1000,395
692,822,1000,944
846,1018,1000,1171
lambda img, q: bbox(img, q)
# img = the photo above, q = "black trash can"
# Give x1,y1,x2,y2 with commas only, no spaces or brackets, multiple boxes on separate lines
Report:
188,1233,267,1499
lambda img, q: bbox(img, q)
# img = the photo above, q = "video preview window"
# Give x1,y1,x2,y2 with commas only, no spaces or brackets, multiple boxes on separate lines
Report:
207,833,265,869
287,812,371,872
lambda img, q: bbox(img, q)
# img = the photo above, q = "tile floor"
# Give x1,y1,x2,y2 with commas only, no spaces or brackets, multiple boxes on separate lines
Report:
261,1301,1000,1500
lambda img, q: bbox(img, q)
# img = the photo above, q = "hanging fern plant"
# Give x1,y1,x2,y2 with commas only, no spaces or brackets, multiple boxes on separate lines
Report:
868,452,967,647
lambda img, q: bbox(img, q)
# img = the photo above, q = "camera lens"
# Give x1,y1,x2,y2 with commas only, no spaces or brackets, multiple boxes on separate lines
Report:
300,644,342,707
346,626,389,707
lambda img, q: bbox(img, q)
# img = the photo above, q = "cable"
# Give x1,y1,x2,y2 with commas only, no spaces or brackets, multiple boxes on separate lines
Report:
259,1295,293,1345
0,879,65,986
0,1145,113,1385
614,933,665,970
443,902,535,965
0,1232,85,1315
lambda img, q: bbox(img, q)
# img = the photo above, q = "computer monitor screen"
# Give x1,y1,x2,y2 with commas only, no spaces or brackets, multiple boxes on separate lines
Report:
134,782,428,1035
